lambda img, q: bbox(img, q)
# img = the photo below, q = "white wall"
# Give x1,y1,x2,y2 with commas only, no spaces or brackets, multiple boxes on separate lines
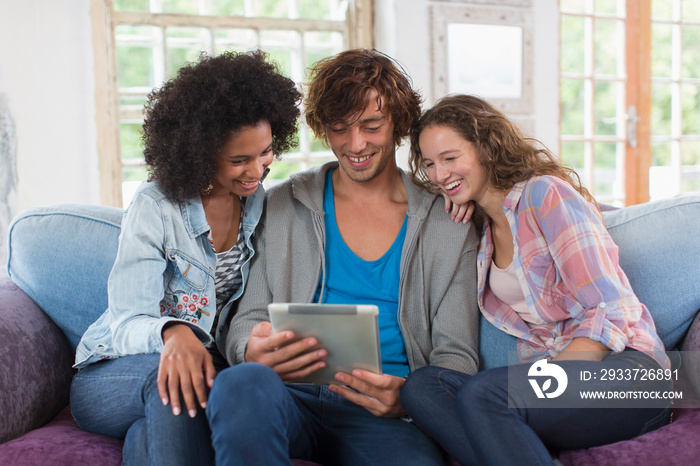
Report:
0,0,100,213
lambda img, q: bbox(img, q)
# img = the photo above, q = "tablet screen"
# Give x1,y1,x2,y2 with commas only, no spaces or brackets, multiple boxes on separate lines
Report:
268,303,382,385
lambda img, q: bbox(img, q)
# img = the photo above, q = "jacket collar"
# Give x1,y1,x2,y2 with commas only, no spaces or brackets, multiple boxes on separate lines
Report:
179,168,268,239
289,161,437,220
180,196,210,239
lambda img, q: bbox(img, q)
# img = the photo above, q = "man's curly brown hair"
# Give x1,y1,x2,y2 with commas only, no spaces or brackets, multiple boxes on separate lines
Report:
304,49,421,148
142,50,301,201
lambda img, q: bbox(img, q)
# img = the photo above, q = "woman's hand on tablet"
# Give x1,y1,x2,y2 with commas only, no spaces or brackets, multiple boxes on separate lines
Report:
245,321,327,380
329,370,406,418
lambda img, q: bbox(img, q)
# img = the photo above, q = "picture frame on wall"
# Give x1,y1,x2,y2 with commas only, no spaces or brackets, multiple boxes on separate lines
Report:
431,2,534,116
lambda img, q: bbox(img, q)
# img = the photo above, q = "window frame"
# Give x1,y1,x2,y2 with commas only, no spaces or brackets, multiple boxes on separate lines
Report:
92,0,373,207
560,0,700,206
559,1,630,206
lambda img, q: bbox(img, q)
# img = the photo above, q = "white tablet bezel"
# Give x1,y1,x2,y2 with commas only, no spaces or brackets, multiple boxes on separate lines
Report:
268,303,382,385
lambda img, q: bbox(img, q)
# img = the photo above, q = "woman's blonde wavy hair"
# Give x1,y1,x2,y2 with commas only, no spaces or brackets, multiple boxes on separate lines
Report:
409,94,597,210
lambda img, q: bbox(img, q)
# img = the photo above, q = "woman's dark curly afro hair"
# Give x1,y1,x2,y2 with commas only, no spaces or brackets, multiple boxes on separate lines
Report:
142,50,301,201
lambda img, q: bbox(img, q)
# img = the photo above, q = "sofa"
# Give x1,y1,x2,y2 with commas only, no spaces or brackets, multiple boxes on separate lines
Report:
1,196,700,466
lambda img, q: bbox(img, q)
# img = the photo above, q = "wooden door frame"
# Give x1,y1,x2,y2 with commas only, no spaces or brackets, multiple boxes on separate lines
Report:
625,0,652,205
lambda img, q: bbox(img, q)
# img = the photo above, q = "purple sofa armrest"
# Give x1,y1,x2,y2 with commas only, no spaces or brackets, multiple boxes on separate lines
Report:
680,310,700,397
0,277,74,444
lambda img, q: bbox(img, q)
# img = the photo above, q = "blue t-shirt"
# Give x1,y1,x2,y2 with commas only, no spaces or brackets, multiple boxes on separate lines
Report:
313,169,410,377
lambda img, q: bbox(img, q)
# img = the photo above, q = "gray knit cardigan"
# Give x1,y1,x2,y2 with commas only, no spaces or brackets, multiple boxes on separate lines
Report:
222,162,481,376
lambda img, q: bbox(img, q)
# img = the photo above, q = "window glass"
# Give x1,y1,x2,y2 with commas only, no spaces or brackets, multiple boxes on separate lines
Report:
651,23,672,78
116,25,160,90
652,0,674,20
560,0,586,13
113,0,150,11
561,142,585,173
255,0,290,19
594,81,619,136
592,142,620,198
682,26,700,78
680,141,700,192
110,0,352,206
682,84,700,134
299,0,333,19
215,29,257,53
210,0,246,16
560,79,585,135
167,27,211,78
560,16,585,74
651,83,673,135
594,19,622,76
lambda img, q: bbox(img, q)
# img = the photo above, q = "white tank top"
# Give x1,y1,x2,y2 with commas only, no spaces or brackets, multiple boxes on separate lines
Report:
488,260,537,324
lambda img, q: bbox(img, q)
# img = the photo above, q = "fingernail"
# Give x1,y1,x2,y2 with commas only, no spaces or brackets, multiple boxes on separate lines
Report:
162,398,168,406
336,373,345,382
189,409,197,418
201,401,207,409
173,407,181,416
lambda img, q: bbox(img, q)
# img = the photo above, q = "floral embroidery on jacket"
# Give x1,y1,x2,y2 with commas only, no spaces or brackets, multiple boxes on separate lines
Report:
160,293,211,324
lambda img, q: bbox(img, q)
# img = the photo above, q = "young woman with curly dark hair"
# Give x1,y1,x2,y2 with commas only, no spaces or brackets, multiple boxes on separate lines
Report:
70,50,301,465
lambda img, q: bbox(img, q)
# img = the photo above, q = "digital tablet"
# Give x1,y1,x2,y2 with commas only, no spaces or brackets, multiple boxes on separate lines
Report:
268,303,382,385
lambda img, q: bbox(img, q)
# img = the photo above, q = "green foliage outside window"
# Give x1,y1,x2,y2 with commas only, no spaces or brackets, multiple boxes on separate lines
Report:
652,142,672,167
560,79,584,136
114,0,345,195
120,123,145,161
560,142,584,173
114,0,335,19
113,0,149,11
560,16,583,74
594,19,620,76
593,81,618,137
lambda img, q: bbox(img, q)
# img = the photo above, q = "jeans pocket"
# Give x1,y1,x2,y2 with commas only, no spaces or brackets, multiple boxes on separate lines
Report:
638,406,672,436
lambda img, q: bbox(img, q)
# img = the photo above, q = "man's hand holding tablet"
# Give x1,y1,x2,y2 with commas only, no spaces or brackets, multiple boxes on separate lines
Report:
267,303,382,385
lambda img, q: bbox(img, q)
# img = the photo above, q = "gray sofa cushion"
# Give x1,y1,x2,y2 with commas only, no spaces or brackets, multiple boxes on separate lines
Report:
7,204,123,350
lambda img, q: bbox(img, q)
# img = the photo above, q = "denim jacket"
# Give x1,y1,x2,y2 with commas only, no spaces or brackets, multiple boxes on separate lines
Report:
74,179,264,369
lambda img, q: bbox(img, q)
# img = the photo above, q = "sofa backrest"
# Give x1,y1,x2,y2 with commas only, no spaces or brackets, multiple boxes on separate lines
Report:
6,196,700,370
7,204,123,351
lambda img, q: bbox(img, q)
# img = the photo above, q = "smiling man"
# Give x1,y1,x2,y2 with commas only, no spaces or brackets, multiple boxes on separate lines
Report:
207,49,481,466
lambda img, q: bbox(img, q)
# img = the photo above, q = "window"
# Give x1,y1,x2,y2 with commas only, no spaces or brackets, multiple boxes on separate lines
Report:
650,0,700,199
560,0,700,206
94,0,373,207
559,0,629,205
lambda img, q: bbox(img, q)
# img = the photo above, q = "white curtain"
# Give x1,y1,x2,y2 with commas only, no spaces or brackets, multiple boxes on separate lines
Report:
0,93,17,271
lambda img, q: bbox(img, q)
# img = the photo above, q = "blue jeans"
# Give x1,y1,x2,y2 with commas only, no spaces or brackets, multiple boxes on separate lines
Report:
401,351,672,466
206,363,446,466
70,353,214,466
